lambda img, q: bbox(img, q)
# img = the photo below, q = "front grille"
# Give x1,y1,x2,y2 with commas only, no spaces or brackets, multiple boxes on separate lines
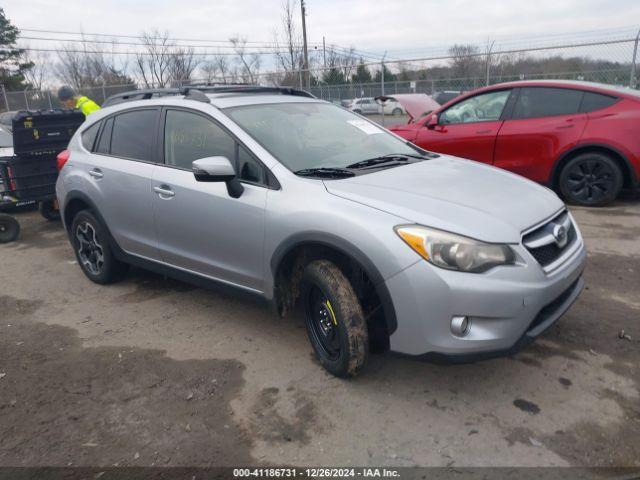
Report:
527,224,576,266
523,211,577,269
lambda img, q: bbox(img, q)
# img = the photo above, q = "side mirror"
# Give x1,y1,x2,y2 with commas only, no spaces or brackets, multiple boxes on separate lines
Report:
425,114,438,129
192,156,244,198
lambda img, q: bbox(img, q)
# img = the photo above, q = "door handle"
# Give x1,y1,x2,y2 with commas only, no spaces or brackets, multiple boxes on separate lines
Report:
476,129,492,134
153,185,175,198
89,168,103,179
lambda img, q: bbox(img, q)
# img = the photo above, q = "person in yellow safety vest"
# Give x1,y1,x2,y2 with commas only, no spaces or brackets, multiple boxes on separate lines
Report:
57,86,101,117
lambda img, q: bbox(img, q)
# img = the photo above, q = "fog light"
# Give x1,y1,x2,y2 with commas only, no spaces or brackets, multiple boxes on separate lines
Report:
451,316,470,337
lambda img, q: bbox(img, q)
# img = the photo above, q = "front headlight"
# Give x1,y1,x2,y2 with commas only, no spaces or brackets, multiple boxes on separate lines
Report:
395,225,515,273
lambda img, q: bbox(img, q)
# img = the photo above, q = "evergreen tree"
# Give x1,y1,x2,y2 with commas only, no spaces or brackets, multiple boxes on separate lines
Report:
373,63,396,83
351,59,372,83
0,8,32,90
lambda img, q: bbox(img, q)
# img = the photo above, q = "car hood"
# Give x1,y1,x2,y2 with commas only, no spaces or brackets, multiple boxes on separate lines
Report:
324,156,564,243
376,94,440,122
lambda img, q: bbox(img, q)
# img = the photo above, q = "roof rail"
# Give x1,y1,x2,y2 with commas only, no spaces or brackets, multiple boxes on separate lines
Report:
103,85,315,107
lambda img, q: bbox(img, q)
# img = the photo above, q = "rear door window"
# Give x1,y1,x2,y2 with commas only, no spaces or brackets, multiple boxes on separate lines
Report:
579,92,619,113
95,117,113,155
110,109,158,161
512,88,583,119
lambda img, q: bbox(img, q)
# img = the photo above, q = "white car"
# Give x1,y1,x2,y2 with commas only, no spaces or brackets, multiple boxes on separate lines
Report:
348,97,405,115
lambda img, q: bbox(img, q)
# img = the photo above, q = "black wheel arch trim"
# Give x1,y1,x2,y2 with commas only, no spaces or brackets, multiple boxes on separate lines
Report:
270,231,398,335
552,143,638,188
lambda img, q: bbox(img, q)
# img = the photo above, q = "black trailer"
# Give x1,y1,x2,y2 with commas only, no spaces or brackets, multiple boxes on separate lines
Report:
0,109,84,243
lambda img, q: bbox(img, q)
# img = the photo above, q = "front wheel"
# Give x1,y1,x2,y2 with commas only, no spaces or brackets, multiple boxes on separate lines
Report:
559,152,623,206
301,260,369,378
392,108,403,116
70,210,128,284
0,214,20,243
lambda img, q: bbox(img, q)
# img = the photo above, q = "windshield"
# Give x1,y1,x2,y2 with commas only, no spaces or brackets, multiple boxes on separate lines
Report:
225,102,419,172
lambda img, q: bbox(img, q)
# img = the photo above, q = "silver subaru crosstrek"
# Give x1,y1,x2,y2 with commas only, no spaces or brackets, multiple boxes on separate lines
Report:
56,86,586,377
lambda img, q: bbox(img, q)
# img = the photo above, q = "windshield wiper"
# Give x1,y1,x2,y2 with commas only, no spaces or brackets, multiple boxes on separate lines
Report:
294,167,355,178
346,154,423,170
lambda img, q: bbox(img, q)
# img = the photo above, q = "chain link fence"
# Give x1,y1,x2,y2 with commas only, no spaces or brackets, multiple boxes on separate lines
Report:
1,29,639,112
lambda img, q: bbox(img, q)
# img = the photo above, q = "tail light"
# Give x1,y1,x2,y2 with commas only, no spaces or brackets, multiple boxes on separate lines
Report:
7,166,16,192
57,149,70,171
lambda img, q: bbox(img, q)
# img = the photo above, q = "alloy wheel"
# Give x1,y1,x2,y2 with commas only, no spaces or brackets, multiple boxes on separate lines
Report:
566,158,615,203
75,221,105,275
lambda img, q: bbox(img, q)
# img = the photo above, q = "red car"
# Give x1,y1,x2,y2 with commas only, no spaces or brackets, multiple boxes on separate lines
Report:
388,80,640,206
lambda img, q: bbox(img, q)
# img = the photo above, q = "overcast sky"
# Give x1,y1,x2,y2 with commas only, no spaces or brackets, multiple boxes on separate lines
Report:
4,0,640,58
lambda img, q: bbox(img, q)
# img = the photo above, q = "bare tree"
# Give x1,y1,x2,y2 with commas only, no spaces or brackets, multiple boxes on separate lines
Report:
168,47,199,86
273,0,303,86
320,45,358,84
55,36,133,89
21,48,50,90
200,53,232,83
230,36,260,84
135,30,174,88
448,44,482,78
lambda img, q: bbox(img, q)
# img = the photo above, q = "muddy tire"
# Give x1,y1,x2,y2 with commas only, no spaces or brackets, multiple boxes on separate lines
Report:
301,260,369,378
70,210,128,284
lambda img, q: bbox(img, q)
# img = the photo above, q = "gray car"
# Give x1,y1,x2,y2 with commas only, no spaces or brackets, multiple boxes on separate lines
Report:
56,87,586,377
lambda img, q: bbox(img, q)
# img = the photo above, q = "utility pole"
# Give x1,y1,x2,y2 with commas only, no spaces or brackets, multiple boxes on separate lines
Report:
322,36,326,68
381,51,387,127
630,27,640,89
301,0,310,89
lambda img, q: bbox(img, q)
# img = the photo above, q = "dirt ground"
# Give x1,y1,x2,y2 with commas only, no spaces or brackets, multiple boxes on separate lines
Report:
0,200,638,468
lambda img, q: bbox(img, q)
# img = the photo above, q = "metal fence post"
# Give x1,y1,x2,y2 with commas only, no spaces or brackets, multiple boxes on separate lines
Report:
24,88,30,110
47,91,52,109
631,28,640,88
0,84,9,112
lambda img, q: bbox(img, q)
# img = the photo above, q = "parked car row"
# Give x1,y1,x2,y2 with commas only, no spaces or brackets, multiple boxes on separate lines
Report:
388,80,640,206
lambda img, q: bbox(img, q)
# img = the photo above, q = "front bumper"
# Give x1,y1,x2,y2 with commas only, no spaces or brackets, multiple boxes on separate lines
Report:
385,228,587,360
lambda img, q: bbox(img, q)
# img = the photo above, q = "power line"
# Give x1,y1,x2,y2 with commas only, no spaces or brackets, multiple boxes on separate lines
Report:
3,46,292,56
18,35,310,50
18,28,281,45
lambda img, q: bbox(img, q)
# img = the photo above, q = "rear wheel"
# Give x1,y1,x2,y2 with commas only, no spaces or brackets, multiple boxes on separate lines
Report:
301,260,369,378
392,108,403,116
0,214,20,243
559,152,623,206
70,210,128,284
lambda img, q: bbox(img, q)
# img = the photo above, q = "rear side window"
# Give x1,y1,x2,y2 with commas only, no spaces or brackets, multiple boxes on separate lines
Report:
81,122,100,151
512,88,583,119
110,109,158,161
580,92,619,113
95,117,113,155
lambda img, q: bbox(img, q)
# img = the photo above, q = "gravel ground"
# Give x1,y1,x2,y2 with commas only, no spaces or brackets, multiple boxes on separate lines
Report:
0,200,638,468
